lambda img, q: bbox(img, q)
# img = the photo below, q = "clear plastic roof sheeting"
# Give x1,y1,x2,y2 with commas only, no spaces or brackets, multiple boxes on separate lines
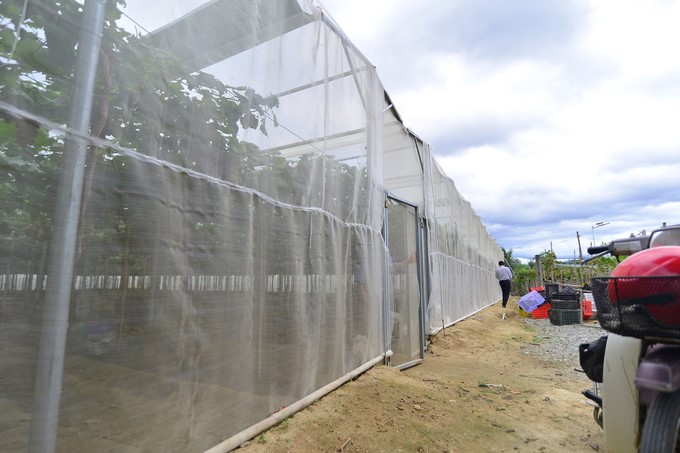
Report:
0,0,502,451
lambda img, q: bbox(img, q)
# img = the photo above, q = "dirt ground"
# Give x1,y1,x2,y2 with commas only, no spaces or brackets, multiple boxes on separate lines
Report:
237,297,606,453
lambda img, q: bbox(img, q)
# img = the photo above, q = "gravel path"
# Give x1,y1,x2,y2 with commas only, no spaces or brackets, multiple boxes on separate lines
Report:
521,317,606,367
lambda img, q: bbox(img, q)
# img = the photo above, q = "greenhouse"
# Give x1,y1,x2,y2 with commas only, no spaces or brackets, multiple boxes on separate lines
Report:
0,0,502,451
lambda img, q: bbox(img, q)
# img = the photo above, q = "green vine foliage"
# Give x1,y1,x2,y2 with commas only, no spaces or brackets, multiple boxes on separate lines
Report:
513,266,536,296
499,248,620,296
1,0,372,278
513,250,619,294
540,249,619,288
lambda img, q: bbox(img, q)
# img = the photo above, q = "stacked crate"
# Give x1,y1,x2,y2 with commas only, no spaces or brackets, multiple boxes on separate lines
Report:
544,283,559,302
549,290,581,325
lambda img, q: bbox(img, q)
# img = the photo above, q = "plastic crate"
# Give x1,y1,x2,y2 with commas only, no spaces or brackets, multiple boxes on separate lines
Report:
86,338,110,356
544,283,559,300
550,299,581,310
583,300,593,320
86,332,116,356
518,308,531,318
552,290,580,301
591,277,680,339
532,303,551,319
518,290,545,313
549,308,581,326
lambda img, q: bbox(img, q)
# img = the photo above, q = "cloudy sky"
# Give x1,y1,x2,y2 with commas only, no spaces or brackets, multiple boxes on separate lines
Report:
317,0,680,261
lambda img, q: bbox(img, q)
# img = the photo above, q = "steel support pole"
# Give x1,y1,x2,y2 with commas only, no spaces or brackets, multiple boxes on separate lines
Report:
29,1,106,451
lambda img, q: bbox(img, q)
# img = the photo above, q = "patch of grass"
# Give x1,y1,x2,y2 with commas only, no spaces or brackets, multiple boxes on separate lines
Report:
531,335,547,344
258,433,267,444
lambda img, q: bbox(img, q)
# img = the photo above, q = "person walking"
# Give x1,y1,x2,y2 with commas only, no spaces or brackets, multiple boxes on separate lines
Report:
495,260,513,319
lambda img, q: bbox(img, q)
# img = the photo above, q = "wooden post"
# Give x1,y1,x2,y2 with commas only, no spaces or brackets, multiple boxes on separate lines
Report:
576,231,584,286
535,254,543,287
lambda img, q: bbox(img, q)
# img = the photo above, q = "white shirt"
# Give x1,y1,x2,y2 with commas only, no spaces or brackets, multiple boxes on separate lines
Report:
495,265,513,281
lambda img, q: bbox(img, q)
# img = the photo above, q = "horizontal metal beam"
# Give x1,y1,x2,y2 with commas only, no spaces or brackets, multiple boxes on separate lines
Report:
146,0,314,73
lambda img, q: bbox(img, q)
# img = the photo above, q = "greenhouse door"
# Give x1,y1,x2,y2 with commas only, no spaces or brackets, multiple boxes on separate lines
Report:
384,195,425,369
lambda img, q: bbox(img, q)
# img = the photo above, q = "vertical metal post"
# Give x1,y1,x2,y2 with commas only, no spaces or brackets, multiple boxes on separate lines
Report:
416,216,427,359
382,196,391,364
29,1,106,451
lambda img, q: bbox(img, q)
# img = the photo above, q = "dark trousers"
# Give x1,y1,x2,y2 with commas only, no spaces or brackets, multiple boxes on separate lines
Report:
499,280,511,307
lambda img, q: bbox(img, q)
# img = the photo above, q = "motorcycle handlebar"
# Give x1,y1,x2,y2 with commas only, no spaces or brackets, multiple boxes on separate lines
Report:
587,245,609,255
584,235,649,262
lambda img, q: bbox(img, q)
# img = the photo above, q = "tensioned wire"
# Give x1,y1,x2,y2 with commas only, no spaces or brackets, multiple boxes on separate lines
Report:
0,101,381,237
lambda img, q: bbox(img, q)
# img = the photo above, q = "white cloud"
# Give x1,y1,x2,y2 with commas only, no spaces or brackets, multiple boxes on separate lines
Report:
320,0,680,260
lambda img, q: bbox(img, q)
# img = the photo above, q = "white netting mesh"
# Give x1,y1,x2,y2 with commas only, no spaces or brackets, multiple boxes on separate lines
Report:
0,1,502,451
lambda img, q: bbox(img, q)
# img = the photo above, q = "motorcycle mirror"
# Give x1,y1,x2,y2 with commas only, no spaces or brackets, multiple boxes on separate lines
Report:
649,224,680,248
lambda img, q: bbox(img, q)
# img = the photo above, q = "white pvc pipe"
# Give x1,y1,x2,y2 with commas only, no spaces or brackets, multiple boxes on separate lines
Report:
204,353,387,453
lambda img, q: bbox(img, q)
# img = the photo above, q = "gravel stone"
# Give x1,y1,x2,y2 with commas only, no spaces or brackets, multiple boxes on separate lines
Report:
521,317,606,367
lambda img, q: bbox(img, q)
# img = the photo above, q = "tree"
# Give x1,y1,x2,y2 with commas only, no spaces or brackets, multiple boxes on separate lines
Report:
502,248,521,270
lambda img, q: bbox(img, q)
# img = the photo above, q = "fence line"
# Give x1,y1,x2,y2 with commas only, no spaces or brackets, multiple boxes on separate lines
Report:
0,273,383,293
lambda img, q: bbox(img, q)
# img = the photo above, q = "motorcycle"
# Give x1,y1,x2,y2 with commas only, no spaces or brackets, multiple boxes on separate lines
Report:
579,224,680,453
